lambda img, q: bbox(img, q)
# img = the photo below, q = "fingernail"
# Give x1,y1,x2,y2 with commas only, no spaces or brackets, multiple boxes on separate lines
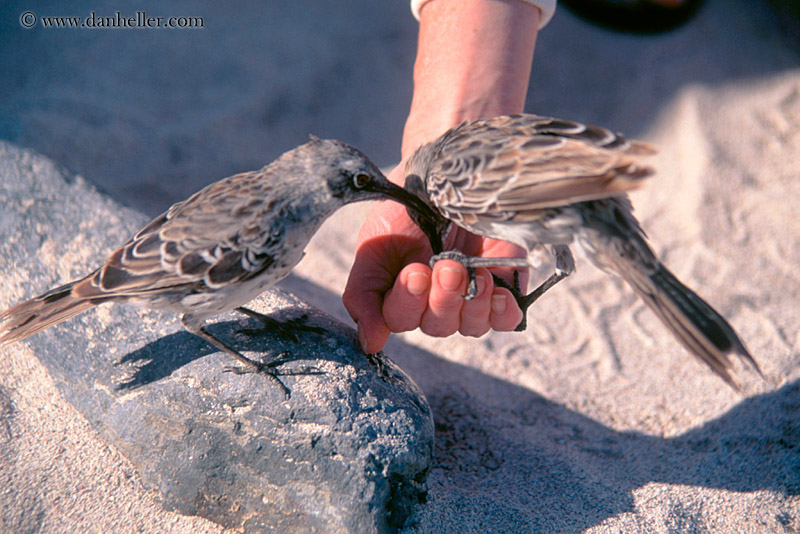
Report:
438,267,464,292
475,275,487,298
407,271,429,296
491,294,507,315
358,324,369,352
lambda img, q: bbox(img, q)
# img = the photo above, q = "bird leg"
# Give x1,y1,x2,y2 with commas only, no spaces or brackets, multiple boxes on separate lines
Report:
430,245,575,330
183,323,294,397
492,269,570,331
429,250,529,300
183,315,323,399
492,244,576,331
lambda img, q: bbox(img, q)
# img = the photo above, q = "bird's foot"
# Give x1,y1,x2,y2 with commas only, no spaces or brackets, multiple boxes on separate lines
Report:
492,269,571,332
429,250,529,300
223,351,322,399
186,323,320,399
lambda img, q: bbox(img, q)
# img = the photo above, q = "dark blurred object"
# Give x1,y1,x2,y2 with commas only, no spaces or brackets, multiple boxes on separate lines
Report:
768,0,800,23
770,0,800,26
560,0,706,33
767,0,800,50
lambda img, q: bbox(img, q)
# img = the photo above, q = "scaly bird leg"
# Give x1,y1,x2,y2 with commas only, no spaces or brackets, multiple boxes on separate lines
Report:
492,269,570,331
183,315,322,399
492,244,576,331
429,250,529,300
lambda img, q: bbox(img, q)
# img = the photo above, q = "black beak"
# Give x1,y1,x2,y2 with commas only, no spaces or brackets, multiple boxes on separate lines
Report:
370,179,436,219
369,176,447,254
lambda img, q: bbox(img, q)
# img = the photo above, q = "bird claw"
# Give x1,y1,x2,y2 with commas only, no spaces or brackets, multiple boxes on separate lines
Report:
223,363,292,398
223,355,323,399
465,267,479,300
429,250,529,301
491,271,531,331
492,268,571,331
223,363,321,376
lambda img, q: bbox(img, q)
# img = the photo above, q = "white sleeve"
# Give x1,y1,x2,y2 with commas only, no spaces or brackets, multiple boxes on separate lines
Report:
410,0,557,29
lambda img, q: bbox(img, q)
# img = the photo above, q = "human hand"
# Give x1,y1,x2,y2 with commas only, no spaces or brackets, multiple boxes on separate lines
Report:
342,165,529,353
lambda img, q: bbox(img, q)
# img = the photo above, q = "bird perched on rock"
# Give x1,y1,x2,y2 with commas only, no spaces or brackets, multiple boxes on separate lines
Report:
403,114,760,389
0,137,436,397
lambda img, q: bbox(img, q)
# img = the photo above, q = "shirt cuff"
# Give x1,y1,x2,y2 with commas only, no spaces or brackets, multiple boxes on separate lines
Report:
411,0,557,29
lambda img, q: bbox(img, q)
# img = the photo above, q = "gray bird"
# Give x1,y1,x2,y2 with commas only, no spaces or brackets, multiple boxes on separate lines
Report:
0,137,436,397
403,114,761,389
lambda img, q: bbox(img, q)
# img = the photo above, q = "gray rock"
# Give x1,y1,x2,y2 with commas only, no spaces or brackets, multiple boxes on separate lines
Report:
0,141,433,533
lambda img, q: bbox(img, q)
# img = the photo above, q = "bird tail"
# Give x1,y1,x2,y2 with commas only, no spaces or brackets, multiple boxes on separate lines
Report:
628,264,760,388
0,281,98,345
600,236,761,389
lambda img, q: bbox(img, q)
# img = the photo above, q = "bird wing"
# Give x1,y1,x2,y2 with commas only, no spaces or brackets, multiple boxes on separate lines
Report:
425,115,655,223
72,170,278,300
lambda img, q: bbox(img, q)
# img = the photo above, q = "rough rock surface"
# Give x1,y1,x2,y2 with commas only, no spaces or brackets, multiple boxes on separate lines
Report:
0,141,433,533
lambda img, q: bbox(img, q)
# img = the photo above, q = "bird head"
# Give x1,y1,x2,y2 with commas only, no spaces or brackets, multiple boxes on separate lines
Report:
303,136,440,226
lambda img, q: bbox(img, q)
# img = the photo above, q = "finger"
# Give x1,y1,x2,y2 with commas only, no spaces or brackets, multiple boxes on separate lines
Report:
355,321,390,354
383,263,431,332
343,194,435,354
419,259,467,337
343,249,393,354
343,282,391,354
458,268,493,337
489,287,524,332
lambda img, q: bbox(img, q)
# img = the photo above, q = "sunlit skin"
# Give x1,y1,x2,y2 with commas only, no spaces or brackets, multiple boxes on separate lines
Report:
343,0,542,353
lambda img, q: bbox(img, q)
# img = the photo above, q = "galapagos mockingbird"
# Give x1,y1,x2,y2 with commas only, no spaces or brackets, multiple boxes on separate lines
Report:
1,137,436,397
403,114,760,389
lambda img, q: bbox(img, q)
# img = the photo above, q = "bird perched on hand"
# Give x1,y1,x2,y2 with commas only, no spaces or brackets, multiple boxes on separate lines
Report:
0,137,436,397
403,113,761,389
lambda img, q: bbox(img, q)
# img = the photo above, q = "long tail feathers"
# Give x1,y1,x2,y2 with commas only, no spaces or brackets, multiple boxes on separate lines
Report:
623,264,761,390
0,281,97,345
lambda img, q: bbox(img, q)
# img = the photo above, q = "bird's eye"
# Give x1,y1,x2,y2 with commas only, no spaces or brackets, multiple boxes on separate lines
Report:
353,173,371,189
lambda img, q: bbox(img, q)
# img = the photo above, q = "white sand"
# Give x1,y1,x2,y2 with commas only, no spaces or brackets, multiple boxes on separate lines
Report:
1,0,798,531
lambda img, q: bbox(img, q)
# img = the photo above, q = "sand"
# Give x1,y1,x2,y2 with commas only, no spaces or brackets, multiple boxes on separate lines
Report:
1,0,798,531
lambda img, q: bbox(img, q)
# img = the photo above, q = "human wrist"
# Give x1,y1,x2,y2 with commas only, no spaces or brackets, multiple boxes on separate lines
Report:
401,0,540,160
401,93,526,160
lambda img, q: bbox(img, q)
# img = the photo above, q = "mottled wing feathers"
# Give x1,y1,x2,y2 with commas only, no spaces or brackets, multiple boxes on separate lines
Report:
422,115,655,222
73,170,280,300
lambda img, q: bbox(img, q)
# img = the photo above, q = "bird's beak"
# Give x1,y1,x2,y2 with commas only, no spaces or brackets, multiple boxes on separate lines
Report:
369,177,446,254
369,179,439,223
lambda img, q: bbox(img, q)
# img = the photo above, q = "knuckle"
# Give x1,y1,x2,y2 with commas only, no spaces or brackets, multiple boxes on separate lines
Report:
459,323,490,337
385,311,422,332
421,324,458,337
420,313,459,337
